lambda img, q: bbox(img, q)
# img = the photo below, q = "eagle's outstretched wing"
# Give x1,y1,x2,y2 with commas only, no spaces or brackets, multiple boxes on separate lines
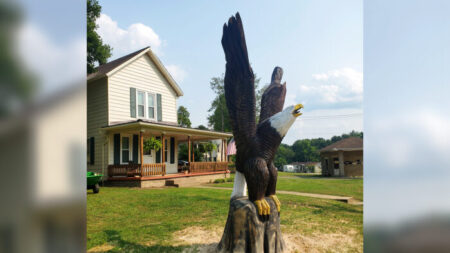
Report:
259,67,286,123
222,13,256,148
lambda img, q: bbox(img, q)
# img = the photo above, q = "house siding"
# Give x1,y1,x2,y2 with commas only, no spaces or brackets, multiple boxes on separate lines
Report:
108,54,178,124
87,78,108,174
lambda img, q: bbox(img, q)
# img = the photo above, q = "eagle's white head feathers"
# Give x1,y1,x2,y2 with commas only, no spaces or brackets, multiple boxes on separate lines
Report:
269,104,303,137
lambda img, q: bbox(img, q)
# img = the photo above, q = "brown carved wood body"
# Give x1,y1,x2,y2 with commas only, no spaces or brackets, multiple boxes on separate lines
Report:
222,13,302,217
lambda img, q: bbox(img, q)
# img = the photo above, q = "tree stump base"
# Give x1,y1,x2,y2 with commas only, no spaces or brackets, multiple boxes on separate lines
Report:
217,196,285,253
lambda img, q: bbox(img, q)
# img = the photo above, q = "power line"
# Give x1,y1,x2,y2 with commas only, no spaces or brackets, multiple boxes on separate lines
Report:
300,113,363,120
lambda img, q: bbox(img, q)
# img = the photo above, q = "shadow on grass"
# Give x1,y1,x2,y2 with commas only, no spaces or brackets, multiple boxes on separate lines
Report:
91,230,216,253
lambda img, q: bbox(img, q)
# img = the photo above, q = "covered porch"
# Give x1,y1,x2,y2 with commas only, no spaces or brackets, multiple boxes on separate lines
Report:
100,120,233,181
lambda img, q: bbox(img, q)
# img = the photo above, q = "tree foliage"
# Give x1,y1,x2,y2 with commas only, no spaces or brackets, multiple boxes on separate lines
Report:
0,1,34,117
178,141,218,162
177,106,192,128
87,0,112,74
207,74,265,132
273,131,363,168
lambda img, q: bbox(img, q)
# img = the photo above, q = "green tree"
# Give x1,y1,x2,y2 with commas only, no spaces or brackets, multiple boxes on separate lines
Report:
178,143,188,161
0,1,34,117
205,142,217,161
292,139,319,162
274,156,287,169
177,106,192,127
274,131,363,164
87,0,112,74
197,125,208,130
207,74,264,131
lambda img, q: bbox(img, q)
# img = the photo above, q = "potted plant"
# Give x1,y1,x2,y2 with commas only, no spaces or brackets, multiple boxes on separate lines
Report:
143,137,162,155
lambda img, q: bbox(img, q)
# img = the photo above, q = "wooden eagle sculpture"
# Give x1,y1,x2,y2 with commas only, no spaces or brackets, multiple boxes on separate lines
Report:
222,13,303,217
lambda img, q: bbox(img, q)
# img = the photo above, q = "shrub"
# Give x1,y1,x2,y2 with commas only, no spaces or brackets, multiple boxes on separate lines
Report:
226,177,234,182
214,179,225,184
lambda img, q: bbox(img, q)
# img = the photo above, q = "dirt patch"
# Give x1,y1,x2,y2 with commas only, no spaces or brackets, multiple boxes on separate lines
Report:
87,244,114,253
283,230,362,253
172,226,361,253
172,226,222,252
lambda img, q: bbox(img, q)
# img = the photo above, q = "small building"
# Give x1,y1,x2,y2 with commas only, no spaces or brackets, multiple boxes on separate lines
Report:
282,162,321,173
320,137,363,177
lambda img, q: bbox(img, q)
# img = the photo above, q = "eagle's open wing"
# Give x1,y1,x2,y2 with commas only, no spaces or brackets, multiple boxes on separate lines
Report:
259,67,287,123
222,13,256,147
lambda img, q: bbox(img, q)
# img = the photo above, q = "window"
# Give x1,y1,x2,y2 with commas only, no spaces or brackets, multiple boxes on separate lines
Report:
147,93,155,119
333,157,339,169
87,138,90,164
122,137,130,163
87,137,94,165
137,91,145,117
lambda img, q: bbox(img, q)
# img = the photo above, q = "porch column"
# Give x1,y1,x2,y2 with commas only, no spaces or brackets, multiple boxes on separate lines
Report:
192,142,195,162
338,151,345,176
188,136,191,163
161,134,165,164
140,131,144,177
221,139,224,162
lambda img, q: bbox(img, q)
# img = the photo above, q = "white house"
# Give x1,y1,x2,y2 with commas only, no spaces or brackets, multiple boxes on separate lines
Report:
87,47,232,186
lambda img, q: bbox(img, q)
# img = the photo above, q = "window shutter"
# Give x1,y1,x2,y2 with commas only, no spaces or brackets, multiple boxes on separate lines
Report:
157,94,162,121
90,137,95,165
170,137,175,164
130,88,136,118
114,134,120,165
132,134,139,163
155,137,161,163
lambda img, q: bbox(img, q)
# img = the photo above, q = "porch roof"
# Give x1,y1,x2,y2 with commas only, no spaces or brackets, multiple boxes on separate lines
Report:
101,119,233,140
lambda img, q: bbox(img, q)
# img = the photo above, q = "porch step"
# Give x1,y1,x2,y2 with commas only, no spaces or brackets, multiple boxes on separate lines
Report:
165,180,179,187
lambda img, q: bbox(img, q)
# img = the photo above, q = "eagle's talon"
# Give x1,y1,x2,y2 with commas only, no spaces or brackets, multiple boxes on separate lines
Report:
269,195,281,213
254,199,271,216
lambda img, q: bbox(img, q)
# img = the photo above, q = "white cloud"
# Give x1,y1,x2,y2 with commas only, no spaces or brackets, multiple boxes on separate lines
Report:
296,68,363,109
96,14,187,84
16,22,85,96
165,64,187,83
96,13,162,58
367,108,450,171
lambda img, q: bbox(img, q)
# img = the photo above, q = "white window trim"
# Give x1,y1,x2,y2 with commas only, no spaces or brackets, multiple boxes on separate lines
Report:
136,90,146,119
120,135,132,164
164,138,169,164
135,90,158,120
147,92,156,120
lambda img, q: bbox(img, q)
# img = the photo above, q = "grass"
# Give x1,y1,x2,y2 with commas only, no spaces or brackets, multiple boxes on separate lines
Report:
210,172,363,201
87,187,362,252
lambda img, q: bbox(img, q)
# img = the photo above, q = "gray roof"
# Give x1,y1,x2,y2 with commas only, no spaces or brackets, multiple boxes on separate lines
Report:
319,137,363,152
87,47,149,81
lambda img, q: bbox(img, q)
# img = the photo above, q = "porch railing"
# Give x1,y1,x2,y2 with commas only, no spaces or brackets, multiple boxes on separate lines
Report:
107,163,165,178
141,163,166,177
189,162,228,173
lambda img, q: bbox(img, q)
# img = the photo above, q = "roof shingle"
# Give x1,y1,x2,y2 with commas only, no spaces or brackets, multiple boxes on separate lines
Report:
87,47,149,81
319,137,363,152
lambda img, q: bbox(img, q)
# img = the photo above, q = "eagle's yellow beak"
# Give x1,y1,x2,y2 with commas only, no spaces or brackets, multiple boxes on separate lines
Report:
292,104,303,117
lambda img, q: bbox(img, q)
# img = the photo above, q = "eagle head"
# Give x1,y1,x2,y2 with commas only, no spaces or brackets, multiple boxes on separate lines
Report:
268,104,303,137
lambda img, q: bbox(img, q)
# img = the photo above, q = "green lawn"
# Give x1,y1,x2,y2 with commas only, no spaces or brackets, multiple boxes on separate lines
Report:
87,187,362,252
211,172,363,201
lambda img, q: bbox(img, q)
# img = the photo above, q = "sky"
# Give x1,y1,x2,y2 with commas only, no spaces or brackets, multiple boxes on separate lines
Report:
93,0,363,144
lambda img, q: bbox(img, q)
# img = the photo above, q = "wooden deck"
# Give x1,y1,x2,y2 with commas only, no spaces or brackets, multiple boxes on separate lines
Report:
107,162,229,181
